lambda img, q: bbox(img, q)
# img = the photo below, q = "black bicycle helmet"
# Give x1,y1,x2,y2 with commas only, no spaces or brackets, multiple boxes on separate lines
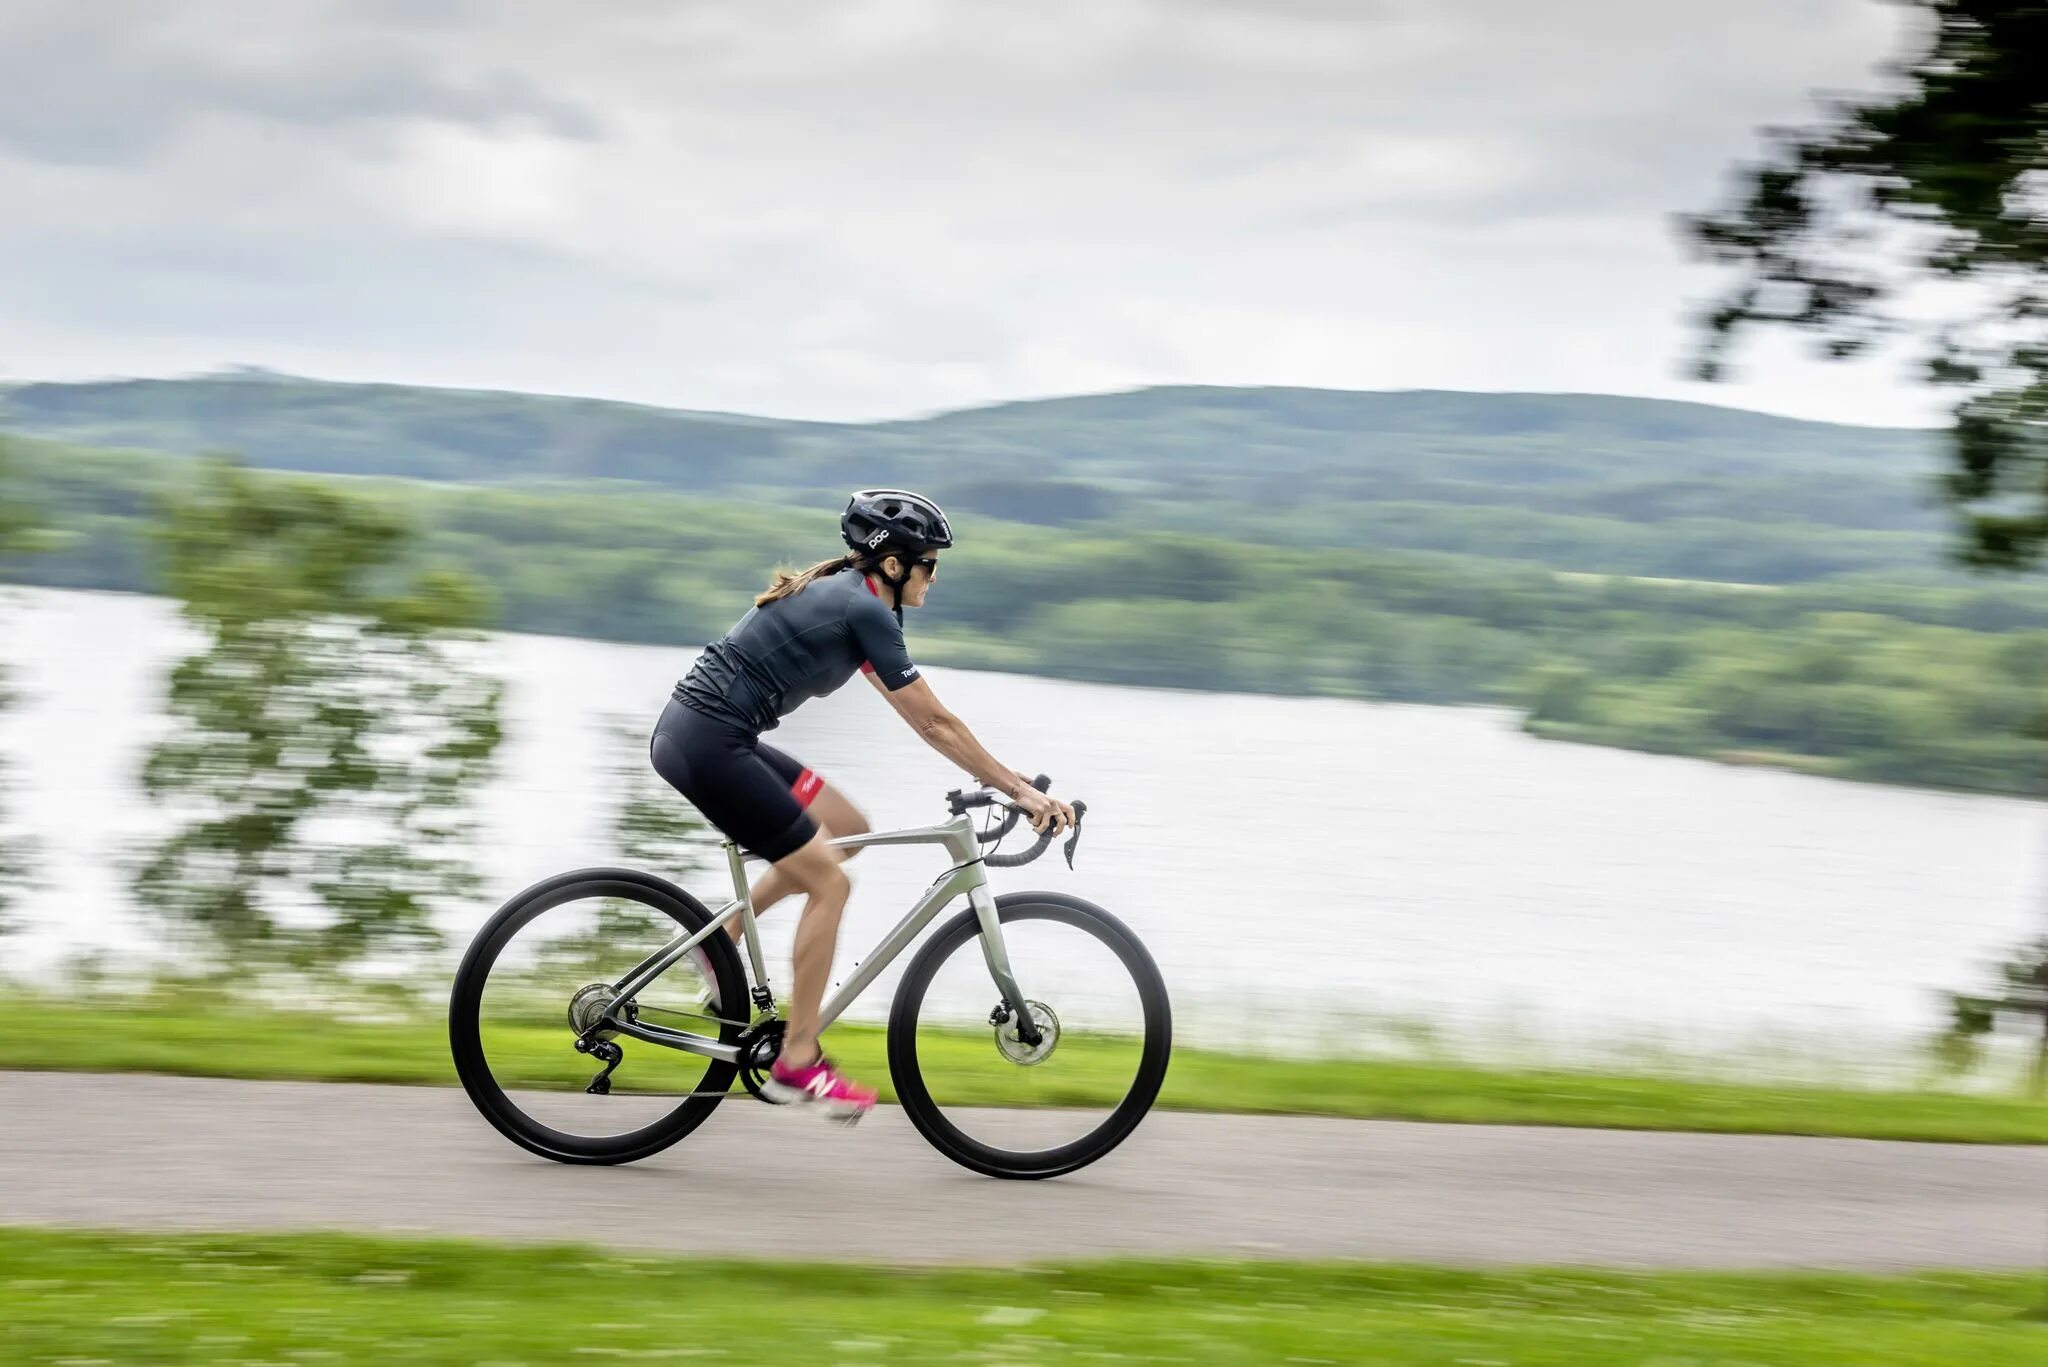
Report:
841,489,954,557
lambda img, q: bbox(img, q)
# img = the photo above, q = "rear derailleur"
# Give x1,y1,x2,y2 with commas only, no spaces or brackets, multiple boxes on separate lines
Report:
574,1036,625,1095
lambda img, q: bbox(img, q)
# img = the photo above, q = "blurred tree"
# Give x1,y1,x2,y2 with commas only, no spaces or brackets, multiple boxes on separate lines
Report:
134,458,503,974
1520,660,1596,725
1936,936,2048,1093
513,715,723,989
601,713,717,876
0,666,24,941
939,478,1122,526
1687,0,2048,568
0,436,41,937
0,436,36,554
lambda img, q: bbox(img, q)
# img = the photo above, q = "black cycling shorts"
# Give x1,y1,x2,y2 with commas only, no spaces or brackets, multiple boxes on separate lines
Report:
649,699,824,863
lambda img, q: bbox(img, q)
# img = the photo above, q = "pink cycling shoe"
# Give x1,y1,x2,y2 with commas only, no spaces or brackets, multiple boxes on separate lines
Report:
761,1054,878,1124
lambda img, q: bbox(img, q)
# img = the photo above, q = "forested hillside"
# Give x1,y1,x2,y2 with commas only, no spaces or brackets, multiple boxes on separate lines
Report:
0,372,1949,583
2,423,2041,796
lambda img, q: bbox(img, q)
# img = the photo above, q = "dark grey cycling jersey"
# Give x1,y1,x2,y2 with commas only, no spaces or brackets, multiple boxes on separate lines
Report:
674,568,919,734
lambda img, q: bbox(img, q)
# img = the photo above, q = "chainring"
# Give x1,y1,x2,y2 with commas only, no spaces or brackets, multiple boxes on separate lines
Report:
737,1018,789,1102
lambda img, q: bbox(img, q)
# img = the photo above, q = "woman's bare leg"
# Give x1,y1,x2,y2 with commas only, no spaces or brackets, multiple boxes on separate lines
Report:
768,832,852,1066
731,783,869,942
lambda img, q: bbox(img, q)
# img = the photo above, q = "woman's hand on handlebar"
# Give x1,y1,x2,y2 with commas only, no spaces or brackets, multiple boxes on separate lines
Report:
1011,782,1074,836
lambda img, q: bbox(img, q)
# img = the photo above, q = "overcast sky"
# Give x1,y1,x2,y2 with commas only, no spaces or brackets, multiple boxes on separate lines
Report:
0,0,1935,425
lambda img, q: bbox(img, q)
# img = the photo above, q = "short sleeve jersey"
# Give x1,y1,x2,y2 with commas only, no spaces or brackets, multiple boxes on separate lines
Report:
673,569,919,733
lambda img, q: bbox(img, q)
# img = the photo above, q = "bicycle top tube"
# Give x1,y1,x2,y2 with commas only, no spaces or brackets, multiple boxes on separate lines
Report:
727,813,977,864
726,779,1081,871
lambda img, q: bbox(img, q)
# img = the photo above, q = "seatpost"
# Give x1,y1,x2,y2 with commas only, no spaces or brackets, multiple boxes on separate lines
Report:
726,841,774,1010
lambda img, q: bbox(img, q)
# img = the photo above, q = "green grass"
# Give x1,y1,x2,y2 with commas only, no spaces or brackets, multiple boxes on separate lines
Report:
1,1228,2043,1365
5,993,2044,1143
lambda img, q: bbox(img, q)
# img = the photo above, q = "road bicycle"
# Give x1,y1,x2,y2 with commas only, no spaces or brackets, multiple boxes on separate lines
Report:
449,779,1171,1179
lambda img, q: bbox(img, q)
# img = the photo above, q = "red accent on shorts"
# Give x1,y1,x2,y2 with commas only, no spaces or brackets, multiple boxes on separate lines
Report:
860,660,875,676
791,768,825,808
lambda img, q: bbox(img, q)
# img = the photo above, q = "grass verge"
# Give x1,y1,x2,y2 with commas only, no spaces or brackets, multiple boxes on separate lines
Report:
1,1228,2044,1365
3,993,2042,1143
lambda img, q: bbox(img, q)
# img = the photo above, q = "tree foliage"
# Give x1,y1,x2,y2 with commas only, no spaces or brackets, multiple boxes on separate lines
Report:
1688,0,2048,568
0,436,39,936
7,437,2048,795
0,658,23,940
1524,613,2048,793
1937,936,2048,1092
0,375,1952,579
602,714,717,876
0,437,38,558
134,459,503,973
510,715,728,983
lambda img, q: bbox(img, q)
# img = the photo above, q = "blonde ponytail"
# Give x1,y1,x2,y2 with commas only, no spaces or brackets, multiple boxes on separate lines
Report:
755,554,858,608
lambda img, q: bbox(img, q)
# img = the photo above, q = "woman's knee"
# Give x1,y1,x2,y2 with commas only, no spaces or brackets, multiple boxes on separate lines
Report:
804,860,851,911
777,836,851,903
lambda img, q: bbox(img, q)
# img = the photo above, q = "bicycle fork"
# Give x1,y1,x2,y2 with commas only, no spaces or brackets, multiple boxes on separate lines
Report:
970,884,1042,1047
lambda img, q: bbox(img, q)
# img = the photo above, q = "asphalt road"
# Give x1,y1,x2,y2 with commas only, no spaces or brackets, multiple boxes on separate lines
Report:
1,1070,2039,1269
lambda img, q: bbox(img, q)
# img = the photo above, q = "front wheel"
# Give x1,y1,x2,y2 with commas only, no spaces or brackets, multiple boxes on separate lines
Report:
888,892,1171,1179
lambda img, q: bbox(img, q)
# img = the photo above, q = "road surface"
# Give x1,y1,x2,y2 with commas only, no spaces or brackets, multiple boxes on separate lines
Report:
1,1071,2039,1269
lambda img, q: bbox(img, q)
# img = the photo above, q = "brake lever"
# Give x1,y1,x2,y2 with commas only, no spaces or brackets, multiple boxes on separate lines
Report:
1062,801,1088,869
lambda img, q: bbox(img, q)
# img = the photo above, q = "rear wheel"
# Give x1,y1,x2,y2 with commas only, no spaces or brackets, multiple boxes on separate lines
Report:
449,868,748,1165
887,892,1171,1179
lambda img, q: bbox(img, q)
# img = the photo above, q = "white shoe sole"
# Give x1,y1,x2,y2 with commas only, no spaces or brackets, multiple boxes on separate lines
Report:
759,1078,874,1125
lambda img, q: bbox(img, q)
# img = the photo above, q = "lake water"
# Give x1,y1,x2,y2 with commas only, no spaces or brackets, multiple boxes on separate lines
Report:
3,586,2043,1068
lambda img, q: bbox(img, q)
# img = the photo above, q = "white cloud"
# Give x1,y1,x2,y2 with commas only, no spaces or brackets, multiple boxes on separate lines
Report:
0,0,1946,426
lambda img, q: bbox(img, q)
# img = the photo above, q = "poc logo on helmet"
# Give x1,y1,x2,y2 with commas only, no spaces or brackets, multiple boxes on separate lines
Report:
865,529,889,548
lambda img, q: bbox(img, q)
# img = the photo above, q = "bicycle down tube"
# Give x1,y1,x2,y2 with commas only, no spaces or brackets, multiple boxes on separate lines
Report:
597,811,1036,1060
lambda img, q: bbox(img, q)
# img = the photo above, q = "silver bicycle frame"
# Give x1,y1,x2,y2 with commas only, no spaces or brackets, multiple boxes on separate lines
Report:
598,811,1030,1065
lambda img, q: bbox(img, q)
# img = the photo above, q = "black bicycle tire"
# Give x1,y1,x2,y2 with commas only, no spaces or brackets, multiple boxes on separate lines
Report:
449,867,748,1166
887,891,1172,1180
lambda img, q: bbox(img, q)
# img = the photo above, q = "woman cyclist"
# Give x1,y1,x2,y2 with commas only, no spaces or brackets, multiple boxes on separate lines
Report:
649,489,1075,1122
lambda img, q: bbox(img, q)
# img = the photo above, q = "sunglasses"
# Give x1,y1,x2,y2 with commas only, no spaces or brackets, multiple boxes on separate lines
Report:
913,556,940,577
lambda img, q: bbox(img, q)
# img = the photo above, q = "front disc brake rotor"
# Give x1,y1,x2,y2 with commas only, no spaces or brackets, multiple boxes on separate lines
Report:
994,1001,1060,1066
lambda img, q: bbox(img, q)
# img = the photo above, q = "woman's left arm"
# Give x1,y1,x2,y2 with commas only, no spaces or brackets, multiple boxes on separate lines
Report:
868,673,1073,832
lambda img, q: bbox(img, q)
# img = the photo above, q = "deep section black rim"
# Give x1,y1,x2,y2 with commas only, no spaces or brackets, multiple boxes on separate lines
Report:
450,869,745,1163
889,893,1171,1178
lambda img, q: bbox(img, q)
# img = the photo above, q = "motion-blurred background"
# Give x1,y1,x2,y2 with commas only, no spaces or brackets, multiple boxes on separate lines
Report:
3,0,2042,1083
7,2,2048,1361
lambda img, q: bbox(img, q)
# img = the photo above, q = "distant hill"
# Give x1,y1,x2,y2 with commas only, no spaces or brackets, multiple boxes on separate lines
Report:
0,372,817,486
0,371,1952,581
